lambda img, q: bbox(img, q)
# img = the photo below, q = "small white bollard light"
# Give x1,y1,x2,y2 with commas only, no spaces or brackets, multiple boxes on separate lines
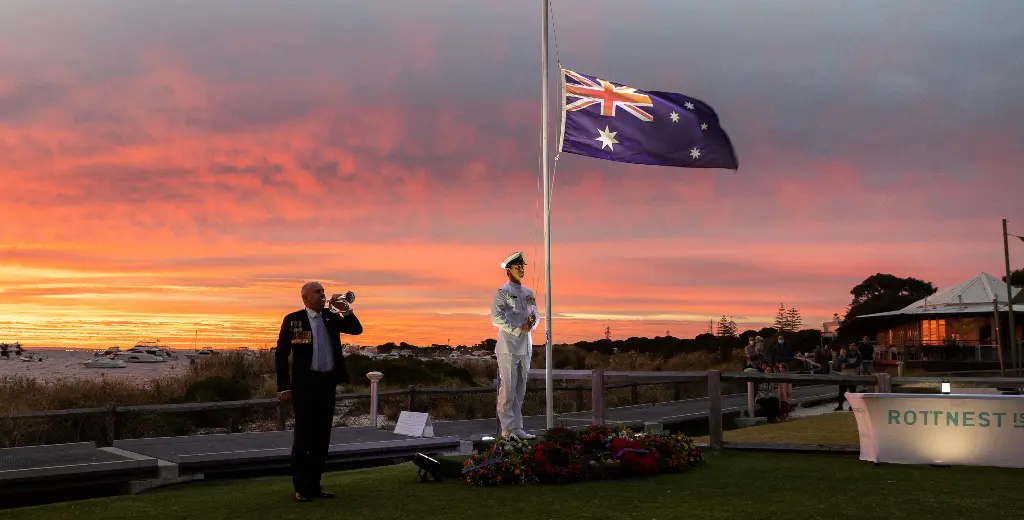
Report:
367,371,384,429
941,379,951,394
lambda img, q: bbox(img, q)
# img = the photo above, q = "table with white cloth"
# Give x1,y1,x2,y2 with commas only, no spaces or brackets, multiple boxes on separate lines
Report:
847,392,1024,468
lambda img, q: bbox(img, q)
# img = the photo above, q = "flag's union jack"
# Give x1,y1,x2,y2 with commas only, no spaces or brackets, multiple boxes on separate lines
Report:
563,69,654,122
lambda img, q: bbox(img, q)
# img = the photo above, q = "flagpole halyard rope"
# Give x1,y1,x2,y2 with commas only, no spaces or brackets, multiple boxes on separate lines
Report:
549,0,562,70
549,0,562,195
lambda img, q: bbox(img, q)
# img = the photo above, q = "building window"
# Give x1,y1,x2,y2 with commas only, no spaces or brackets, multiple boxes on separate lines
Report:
921,319,946,344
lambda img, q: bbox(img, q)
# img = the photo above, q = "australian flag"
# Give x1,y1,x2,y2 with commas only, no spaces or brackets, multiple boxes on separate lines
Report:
559,69,738,170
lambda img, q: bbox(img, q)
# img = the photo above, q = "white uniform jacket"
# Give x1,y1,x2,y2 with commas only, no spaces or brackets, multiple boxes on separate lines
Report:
491,281,540,356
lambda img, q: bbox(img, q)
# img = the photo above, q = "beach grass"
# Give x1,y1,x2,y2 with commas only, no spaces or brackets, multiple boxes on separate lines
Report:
0,352,284,447
4,450,1020,520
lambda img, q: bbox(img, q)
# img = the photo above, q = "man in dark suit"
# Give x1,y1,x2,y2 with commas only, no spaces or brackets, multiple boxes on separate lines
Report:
275,281,363,502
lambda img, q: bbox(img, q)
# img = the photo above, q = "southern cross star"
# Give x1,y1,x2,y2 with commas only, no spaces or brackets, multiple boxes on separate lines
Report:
683,102,695,110
700,122,708,131
595,126,619,150
689,147,701,160
669,111,680,123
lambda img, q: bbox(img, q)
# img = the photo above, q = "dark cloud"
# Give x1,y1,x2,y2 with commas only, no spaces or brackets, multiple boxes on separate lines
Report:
209,161,284,176
269,269,443,288
62,163,199,204
0,80,67,122
202,88,323,132
621,256,851,291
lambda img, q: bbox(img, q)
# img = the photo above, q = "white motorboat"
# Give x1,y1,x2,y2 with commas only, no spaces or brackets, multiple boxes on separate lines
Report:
126,345,169,359
185,346,216,360
82,357,127,368
130,340,175,359
18,353,42,362
118,351,167,363
95,346,122,357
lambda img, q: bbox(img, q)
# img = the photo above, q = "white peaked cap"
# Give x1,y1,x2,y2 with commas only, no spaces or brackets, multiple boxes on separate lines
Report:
500,252,526,269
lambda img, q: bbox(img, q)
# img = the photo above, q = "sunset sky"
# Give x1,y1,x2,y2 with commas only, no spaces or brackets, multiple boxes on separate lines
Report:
1,0,1023,350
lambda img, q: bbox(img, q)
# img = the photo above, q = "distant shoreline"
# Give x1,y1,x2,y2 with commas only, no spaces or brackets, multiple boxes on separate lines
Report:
5,346,268,352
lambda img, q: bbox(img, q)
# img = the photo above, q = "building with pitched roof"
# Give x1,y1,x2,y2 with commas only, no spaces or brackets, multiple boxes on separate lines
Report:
837,272,1023,362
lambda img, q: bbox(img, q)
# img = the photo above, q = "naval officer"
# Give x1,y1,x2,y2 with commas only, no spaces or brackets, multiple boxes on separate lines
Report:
491,252,540,439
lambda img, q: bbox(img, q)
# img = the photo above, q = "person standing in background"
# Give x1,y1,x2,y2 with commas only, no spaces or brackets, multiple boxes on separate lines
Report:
858,336,875,375
834,344,860,411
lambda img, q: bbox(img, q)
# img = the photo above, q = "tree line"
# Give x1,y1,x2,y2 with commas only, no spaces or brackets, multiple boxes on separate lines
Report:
363,270,1022,358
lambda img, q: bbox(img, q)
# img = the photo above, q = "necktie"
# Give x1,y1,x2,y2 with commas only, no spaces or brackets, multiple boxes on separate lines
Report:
314,314,329,371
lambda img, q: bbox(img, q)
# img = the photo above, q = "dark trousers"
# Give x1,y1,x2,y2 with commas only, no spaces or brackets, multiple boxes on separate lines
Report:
291,373,337,494
756,397,780,420
836,385,853,406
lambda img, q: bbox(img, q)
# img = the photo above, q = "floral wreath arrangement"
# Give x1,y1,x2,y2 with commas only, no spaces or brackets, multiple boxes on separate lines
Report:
461,425,704,486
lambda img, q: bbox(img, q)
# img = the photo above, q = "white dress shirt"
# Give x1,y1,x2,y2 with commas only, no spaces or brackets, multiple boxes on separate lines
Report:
491,281,540,356
305,307,334,372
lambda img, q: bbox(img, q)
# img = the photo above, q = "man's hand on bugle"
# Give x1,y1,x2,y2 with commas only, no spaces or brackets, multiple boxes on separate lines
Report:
522,313,536,332
329,294,352,313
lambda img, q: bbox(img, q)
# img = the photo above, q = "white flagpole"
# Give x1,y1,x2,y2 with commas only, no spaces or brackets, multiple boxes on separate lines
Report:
541,0,554,429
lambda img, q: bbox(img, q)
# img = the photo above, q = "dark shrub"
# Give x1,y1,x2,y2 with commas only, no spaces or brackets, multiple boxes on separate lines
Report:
182,376,252,402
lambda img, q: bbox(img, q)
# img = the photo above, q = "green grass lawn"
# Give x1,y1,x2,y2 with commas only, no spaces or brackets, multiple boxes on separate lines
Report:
692,412,861,445
6,449,1023,520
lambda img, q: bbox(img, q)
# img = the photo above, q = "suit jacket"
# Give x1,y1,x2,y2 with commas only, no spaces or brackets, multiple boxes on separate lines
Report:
275,308,363,392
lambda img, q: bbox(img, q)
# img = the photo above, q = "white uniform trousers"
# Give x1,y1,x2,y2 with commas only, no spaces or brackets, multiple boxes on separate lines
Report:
496,352,530,432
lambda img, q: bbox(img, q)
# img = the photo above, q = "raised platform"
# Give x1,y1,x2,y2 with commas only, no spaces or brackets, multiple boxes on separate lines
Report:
114,428,464,475
0,442,159,494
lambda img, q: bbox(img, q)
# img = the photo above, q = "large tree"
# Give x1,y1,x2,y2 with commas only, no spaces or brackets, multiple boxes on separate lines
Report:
772,304,802,332
785,307,803,331
1002,268,1024,287
845,273,937,321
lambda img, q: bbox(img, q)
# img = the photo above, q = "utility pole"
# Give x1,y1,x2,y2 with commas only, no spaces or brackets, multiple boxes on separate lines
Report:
1003,219,1018,376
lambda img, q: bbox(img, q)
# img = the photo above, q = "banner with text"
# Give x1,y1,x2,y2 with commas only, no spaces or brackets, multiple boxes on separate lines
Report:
848,393,1024,468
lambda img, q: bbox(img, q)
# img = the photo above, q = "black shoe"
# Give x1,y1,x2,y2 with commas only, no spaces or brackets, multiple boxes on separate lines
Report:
834,404,843,411
313,487,335,499
295,492,313,503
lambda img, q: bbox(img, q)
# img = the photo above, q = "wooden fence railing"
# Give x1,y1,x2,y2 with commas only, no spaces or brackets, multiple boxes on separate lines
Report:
4,369,1024,448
